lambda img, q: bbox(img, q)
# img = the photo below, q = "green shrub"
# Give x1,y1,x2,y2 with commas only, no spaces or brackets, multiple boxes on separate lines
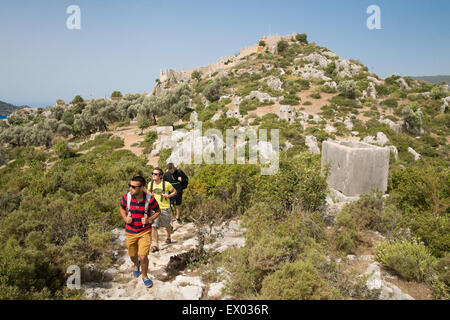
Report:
401,105,422,134
277,40,289,53
260,261,334,299
158,113,178,126
203,80,223,102
310,92,321,99
295,33,308,44
375,239,437,282
280,94,301,106
337,80,358,99
382,98,398,109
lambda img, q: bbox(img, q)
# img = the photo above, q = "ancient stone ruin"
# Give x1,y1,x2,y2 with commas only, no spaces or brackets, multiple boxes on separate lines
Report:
321,140,390,197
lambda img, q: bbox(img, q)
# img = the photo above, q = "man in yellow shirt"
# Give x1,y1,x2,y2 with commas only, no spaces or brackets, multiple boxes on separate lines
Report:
148,167,177,252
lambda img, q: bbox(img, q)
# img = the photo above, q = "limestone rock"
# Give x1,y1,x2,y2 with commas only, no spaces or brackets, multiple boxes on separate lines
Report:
267,76,283,91
387,145,398,161
303,53,329,68
395,78,410,90
344,118,354,131
379,118,402,134
189,111,198,123
335,59,362,78
283,140,293,152
294,64,331,81
280,105,295,123
362,82,377,99
408,147,421,161
367,76,382,86
364,262,414,300
246,91,277,103
207,281,226,298
305,135,320,154
325,124,336,133
211,112,221,122
440,96,450,113
362,132,389,146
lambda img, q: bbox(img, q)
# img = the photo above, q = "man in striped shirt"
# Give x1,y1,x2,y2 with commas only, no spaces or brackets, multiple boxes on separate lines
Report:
120,176,160,288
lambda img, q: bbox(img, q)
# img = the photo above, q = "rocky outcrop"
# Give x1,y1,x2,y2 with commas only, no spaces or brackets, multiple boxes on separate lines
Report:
440,96,450,113
305,135,320,154
362,132,389,146
362,82,377,99
279,105,295,123
379,118,402,134
408,147,421,161
364,262,414,300
266,76,283,91
245,91,278,103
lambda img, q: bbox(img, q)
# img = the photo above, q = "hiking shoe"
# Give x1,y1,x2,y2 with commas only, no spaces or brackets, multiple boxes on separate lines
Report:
133,261,141,278
176,218,183,225
142,277,153,288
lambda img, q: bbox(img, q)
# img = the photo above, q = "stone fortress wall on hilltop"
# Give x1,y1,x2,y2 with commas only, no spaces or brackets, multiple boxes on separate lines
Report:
158,33,296,84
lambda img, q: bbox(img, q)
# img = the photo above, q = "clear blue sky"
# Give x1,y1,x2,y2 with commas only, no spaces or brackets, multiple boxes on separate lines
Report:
0,0,449,107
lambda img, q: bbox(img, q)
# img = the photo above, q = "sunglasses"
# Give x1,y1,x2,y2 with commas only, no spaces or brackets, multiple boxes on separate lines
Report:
129,184,142,189
152,172,161,176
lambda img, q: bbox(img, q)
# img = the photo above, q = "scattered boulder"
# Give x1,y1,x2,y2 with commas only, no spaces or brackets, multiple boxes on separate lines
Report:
362,132,389,146
303,53,329,68
387,145,398,161
325,124,336,133
440,96,450,113
246,91,277,103
395,78,410,90
408,147,421,161
279,105,295,123
364,262,414,300
344,118,354,131
266,76,283,91
379,118,402,134
362,82,377,99
189,111,198,123
211,112,221,122
367,76,382,86
305,135,320,154
294,64,331,81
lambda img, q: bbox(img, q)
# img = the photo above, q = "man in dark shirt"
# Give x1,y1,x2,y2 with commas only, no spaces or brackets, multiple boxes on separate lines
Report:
163,163,188,225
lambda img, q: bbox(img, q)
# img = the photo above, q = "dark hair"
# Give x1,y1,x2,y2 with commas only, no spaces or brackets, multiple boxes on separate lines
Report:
153,167,163,176
167,163,175,170
131,176,146,187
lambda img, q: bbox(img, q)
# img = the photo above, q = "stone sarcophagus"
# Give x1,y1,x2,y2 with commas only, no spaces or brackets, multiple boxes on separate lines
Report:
321,140,390,197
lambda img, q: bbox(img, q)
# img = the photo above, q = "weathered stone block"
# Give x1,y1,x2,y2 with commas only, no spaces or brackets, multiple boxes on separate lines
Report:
321,140,390,197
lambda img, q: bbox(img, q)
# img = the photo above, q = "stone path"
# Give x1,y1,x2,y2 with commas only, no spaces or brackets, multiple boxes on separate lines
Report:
82,220,245,300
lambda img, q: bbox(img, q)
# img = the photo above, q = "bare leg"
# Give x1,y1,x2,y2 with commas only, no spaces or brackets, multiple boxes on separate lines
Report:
166,226,171,241
130,255,139,268
176,206,181,220
152,227,159,248
139,255,149,278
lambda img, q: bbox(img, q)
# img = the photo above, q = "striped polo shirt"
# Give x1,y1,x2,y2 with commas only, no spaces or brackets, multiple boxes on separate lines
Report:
120,192,160,234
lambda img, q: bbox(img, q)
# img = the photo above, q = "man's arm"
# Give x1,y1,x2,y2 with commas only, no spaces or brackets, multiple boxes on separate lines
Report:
120,195,132,224
120,206,132,224
148,208,160,222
